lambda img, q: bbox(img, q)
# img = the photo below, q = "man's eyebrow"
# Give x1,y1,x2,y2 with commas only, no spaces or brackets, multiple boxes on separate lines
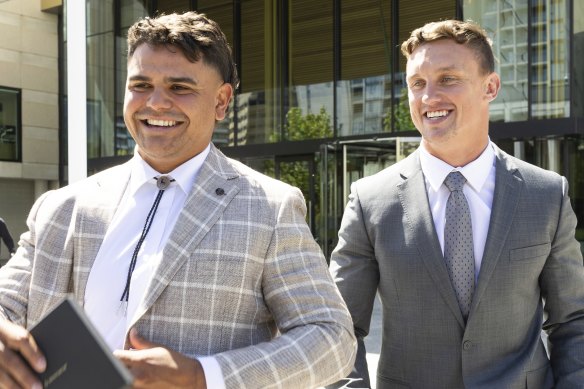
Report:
406,65,462,79
436,65,459,72
128,75,150,82
165,76,198,85
127,75,199,85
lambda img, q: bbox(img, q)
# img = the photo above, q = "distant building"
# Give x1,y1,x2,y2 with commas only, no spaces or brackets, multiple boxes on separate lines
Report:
0,0,59,255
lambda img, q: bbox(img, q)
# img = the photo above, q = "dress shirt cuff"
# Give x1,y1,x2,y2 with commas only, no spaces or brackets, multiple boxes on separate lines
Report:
198,356,226,389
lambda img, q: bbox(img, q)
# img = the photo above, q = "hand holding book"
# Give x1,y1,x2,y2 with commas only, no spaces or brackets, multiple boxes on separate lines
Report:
0,319,47,389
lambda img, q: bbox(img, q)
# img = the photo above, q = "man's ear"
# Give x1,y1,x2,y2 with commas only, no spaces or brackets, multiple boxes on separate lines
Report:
215,83,233,121
484,72,501,102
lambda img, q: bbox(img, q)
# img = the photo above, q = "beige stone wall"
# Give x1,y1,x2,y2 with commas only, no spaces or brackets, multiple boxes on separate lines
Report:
0,0,59,180
0,0,59,245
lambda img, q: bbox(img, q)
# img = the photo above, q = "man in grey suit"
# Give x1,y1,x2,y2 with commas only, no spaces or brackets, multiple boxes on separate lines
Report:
0,12,356,389
330,20,584,388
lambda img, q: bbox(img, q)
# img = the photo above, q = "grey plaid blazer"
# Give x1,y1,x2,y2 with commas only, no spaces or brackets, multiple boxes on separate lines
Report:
0,144,356,388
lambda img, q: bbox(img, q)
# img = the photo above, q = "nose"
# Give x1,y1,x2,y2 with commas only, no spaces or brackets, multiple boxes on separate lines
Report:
421,82,441,105
147,88,172,111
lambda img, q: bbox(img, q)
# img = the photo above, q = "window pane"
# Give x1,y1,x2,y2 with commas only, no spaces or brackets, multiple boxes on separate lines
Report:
87,31,115,159
120,0,151,29
530,0,569,119
573,0,584,117
464,0,529,122
155,0,190,14
287,0,333,141
0,87,20,162
197,0,234,147
116,0,150,157
88,0,114,36
338,0,391,136
235,0,281,145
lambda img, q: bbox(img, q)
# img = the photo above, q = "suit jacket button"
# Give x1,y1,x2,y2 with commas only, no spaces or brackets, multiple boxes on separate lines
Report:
215,188,225,196
463,340,473,350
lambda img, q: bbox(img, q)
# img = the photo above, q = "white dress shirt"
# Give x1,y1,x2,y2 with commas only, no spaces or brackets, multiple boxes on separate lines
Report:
84,144,225,389
419,142,496,279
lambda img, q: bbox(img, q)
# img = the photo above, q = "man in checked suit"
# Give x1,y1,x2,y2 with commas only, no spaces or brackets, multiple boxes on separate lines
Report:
330,20,584,388
0,12,356,388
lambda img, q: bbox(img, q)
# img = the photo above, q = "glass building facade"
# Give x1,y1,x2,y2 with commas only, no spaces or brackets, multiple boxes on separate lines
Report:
60,0,584,258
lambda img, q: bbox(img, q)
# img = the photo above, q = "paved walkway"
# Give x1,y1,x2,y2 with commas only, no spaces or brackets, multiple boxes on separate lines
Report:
364,295,382,389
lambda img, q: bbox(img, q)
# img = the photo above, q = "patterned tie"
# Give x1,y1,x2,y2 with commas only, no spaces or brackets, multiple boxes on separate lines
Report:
443,171,475,319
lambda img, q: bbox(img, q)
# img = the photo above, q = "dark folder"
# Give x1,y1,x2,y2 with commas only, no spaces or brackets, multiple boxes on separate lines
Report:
28,296,133,389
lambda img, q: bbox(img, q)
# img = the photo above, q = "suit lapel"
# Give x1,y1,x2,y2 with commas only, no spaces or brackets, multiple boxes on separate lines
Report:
398,152,466,327
470,147,523,314
136,146,240,318
73,163,131,302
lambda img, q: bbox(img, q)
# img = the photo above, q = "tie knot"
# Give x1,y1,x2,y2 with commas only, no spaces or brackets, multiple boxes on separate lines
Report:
444,171,466,192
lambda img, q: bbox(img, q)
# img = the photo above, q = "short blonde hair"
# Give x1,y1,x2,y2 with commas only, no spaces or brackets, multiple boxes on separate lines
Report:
401,20,495,75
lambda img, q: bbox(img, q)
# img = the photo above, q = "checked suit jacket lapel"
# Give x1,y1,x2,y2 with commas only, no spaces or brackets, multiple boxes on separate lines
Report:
72,163,131,303
134,146,240,322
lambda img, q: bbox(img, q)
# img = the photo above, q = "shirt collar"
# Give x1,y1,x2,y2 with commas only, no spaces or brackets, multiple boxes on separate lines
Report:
419,140,495,193
128,144,211,196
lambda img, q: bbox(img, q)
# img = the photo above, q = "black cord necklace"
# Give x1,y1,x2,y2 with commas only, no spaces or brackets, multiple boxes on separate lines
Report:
120,175,175,303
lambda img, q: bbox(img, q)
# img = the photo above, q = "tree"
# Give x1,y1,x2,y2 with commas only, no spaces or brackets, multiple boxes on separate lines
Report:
384,88,415,132
271,106,333,142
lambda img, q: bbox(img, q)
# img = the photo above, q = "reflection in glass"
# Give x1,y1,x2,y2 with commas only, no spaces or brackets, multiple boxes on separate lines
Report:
531,0,569,119
196,1,234,147
288,0,333,140
339,1,391,136
464,0,529,122
87,32,115,158
232,0,280,145
155,0,190,14
115,1,150,157
572,0,584,117
241,154,325,250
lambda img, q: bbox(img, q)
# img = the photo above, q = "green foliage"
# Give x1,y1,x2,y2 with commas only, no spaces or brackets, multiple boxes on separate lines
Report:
384,89,415,132
263,106,331,229
275,106,333,142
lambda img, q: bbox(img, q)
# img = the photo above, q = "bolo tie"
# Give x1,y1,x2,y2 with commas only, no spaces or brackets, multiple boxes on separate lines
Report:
120,175,175,303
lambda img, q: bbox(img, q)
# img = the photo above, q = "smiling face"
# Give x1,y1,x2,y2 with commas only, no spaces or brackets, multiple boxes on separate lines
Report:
124,44,233,173
406,39,500,166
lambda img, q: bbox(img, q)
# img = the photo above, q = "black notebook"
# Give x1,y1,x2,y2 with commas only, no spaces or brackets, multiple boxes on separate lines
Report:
28,296,133,389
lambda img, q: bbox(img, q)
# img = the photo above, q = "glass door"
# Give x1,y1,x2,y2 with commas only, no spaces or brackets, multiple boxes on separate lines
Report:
274,155,320,243
320,137,420,259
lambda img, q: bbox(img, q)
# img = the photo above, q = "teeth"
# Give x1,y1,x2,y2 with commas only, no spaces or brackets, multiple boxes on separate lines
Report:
146,119,176,126
426,110,448,119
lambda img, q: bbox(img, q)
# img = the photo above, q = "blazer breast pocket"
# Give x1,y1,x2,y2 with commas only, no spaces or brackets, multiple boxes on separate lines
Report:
509,242,551,262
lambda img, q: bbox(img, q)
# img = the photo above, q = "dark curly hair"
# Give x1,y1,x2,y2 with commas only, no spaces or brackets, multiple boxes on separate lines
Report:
401,20,495,75
127,11,239,90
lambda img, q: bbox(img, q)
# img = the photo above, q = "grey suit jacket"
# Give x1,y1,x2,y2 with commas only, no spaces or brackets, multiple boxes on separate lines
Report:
330,145,584,388
0,144,356,388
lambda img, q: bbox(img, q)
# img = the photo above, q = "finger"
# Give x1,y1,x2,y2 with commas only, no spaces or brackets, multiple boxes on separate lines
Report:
0,341,42,389
127,328,158,351
0,367,23,389
112,350,151,388
0,321,45,373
